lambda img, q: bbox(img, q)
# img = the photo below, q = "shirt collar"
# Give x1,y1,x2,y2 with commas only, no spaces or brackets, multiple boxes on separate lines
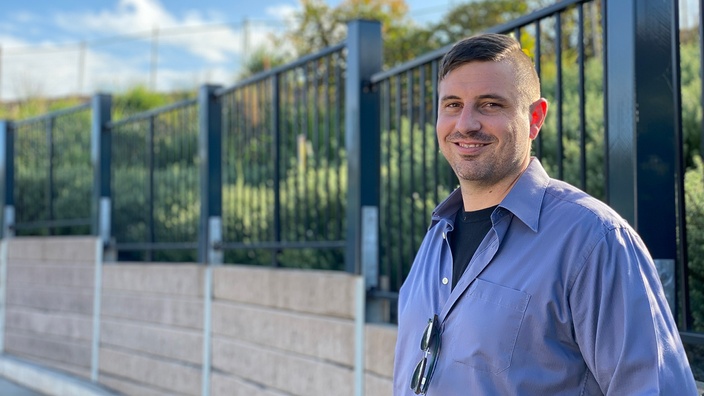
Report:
498,158,549,232
431,158,549,232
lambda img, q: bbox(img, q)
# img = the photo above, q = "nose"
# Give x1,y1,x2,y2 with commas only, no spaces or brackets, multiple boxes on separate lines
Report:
455,106,481,134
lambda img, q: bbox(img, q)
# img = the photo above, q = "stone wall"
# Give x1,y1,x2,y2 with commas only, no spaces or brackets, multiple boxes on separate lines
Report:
0,237,396,396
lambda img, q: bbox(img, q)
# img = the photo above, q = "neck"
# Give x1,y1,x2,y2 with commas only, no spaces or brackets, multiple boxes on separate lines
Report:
459,164,528,212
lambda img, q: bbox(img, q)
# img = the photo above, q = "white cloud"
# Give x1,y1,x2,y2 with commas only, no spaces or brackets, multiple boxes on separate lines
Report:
265,4,297,22
0,0,299,100
55,0,175,33
53,0,245,64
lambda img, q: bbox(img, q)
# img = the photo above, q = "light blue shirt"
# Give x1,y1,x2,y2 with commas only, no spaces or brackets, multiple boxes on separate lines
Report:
393,159,698,395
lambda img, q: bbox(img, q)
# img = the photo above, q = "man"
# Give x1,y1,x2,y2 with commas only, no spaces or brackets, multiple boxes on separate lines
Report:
393,33,698,395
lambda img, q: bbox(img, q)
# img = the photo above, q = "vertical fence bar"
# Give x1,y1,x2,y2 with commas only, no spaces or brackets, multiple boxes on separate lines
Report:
198,84,223,264
534,20,543,160
272,75,282,266
91,94,112,249
345,20,382,323
605,0,679,315
671,0,691,331
46,118,54,234
147,118,155,262
701,0,704,166
555,14,564,180
0,121,14,239
578,3,587,191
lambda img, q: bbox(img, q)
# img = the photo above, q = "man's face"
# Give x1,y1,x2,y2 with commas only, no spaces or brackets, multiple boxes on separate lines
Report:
436,60,541,189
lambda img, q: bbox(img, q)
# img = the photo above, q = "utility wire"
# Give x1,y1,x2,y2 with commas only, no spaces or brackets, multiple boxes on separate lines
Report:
0,19,285,54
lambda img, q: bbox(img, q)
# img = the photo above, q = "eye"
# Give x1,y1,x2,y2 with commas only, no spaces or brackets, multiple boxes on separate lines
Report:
478,101,504,114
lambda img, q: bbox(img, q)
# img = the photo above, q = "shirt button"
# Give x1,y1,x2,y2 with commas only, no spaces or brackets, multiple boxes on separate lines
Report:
442,232,447,239
442,277,449,285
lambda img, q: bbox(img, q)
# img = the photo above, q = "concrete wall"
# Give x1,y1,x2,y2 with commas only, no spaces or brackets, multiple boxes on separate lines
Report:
1,237,99,379
0,237,396,396
98,264,205,395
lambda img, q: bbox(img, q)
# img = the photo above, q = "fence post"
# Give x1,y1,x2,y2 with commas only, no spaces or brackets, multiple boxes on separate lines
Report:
345,19,383,320
0,121,14,239
91,94,112,256
604,0,683,321
198,84,223,265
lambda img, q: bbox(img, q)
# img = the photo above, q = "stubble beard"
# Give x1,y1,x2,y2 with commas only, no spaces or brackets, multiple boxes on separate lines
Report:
451,153,525,189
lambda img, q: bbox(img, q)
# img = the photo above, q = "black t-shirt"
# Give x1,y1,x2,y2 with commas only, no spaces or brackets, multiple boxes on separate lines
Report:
449,205,497,289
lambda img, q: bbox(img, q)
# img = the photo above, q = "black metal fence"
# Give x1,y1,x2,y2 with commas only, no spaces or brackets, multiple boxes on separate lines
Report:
217,44,348,269
4,103,92,236
0,1,702,353
109,99,200,261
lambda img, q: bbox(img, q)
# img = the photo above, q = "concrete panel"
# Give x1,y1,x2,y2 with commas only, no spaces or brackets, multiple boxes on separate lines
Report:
212,266,357,319
7,263,95,288
102,264,203,297
100,319,203,365
99,348,201,396
6,285,94,315
365,323,396,378
211,337,353,396
8,237,98,262
101,292,203,329
210,372,288,396
211,301,354,366
4,330,91,369
365,372,393,396
5,308,93,341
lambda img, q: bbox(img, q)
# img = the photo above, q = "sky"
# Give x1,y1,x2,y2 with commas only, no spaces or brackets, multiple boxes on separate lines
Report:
0,0,454,101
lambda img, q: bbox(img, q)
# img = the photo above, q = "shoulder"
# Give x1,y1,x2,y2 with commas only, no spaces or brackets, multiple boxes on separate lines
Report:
542,178,629,233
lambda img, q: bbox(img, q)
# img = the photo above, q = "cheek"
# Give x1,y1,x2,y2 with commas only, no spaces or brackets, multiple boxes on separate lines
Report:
436,119,450,139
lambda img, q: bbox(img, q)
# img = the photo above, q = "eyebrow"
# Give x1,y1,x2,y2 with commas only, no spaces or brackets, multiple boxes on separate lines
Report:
439,93,509,103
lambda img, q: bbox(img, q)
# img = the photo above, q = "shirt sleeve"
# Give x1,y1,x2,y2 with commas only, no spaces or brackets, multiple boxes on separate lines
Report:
569,226,698,395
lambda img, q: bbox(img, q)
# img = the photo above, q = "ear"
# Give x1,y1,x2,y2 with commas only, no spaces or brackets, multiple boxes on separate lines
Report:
528,98,548,140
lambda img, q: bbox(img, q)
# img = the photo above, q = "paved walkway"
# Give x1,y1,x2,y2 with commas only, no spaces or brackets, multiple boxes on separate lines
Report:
0,376,44,395
0,355,118,396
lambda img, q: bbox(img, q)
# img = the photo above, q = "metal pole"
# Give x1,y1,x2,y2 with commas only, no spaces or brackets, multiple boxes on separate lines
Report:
0,121,14,239
198,84,223,264
150,27,159,91
78,42,86,97
344,20,384,322
91,94,112,249
605,0,679,313
201,265,213,396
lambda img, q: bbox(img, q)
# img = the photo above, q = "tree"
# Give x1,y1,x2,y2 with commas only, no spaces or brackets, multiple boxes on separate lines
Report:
282,0,430,67
238,46,289,80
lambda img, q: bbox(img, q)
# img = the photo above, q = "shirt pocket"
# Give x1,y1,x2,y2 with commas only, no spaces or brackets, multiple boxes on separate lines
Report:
446,278,530,374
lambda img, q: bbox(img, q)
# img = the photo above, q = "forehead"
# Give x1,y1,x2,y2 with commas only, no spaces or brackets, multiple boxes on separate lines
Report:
438,60,518,97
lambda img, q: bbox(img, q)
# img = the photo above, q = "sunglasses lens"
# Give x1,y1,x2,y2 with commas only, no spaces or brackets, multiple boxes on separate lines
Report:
411,358,427,394
420,320,433,350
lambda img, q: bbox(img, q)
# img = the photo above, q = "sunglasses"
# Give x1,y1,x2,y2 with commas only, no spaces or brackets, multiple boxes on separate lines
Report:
410,314,441,395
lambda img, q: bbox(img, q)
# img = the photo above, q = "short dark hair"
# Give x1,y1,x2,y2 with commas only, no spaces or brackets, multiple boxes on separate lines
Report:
438,33,541,103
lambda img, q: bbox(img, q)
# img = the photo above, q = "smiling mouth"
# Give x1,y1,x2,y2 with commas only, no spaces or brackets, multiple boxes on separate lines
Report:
457,143,488,148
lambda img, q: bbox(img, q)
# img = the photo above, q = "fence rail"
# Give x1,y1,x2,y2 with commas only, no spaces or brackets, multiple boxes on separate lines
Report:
0,2,702,352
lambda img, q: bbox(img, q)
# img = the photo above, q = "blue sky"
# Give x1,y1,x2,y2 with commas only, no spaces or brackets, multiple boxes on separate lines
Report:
0,0,453,101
